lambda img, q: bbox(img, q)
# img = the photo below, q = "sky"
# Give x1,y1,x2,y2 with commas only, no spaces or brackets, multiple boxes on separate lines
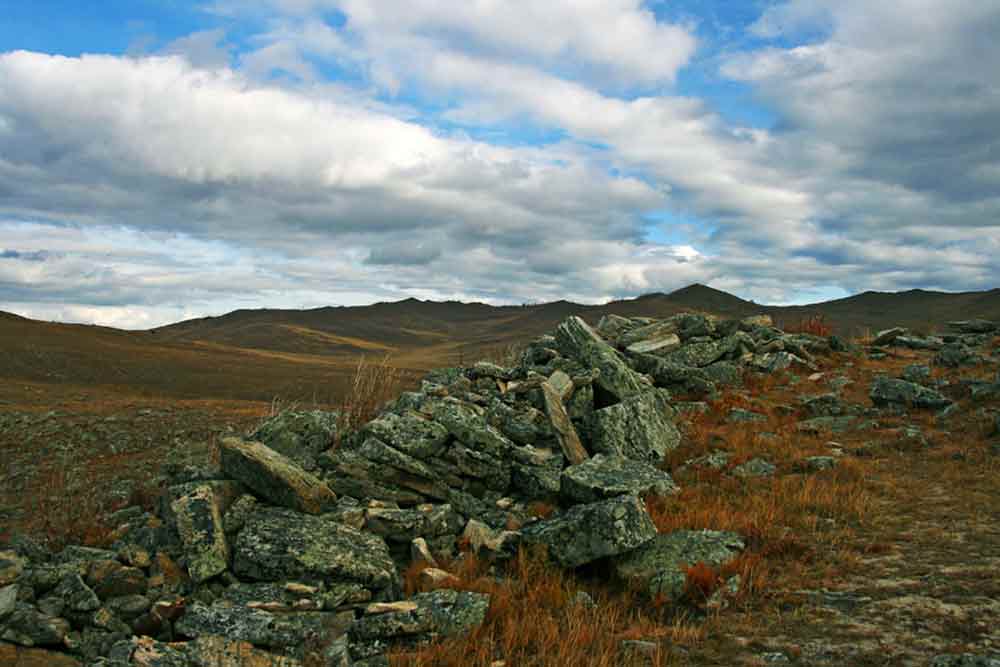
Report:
1,1,998,329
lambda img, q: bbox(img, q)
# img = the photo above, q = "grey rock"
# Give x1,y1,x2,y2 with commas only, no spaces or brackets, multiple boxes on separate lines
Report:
176,601,353,651
751,351,816,373
935,342,978,368
702,361,742,386
249,409,338,469
0,550,26,587
361,411,449,460
591,390,681,464
662,339,727,368
350,588,489,642
596,314,641,341
0,584,16,621
554,316,651,403
946,320,997,334
55,573,101,612
541,380,589,465
796,416,858,434
510,462,562,501
426,398,514,459
561,454,679,504
872,327,906,345
870,376,952,410
358,438,437,480
105,594,151,620
902,364,931,384
930,655,1000,667
3,602,71,645
801,393,850,418
614,529,745,601
219,437,337,514
171,485,230,583
521,494,657,568
894,335,944,351
731,458,776,478
726,408,766,424
233,506,399,597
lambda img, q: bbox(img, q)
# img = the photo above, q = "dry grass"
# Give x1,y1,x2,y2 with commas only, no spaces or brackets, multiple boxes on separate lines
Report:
337,354,408,437
779,314,833,337
391,547,703,667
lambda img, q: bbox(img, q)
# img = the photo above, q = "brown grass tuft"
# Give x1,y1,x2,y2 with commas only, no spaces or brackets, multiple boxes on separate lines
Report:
780,314,833,337
337,354,406,439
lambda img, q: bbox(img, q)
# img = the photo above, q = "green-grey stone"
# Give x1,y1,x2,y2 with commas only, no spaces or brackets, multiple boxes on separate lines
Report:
361,411,450,459
870,376,952,409
171,485,230,583
554,316,651,403
561,454,679,504
591,390,681,463
249,409,339,469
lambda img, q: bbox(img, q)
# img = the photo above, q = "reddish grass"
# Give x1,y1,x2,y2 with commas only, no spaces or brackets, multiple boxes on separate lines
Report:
780,314,833,337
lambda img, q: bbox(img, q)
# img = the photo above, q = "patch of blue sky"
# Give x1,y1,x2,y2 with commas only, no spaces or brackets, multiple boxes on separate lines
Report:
0,0,214,56
641,210,707,248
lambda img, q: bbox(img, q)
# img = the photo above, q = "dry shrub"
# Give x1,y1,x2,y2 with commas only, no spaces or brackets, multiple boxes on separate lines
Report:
780,314,833,337
338,354,406,435
682,561,722,601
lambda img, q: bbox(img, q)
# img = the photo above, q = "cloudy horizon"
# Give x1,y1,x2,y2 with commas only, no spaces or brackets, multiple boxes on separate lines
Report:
2,1,998,329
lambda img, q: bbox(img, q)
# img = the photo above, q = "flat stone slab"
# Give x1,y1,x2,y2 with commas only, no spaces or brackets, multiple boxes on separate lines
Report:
521,494,657,568
350,589,489,642
561,454,679,504
176,601,352,650
220,437,336,514
869,377,952,410
233,506,398,596
614,529,745,601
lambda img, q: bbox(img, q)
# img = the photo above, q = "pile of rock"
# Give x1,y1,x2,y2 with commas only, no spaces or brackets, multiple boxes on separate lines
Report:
6,311,989,666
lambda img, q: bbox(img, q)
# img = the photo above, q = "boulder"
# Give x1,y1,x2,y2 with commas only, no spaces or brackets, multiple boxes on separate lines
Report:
870,377,952,410
176,601,352,651
872,327,906,346
591,390,681,463
2,603,71,646
521,494,657,568
248,409,339,469
935,343,978,368
946,320,997,334
350,588,489,643
219,437,336,514
171,485,230,583
0,550,26,586
662,340,727,368
0,644,81,667
361,411,450,460
232,506,399,596
554,316,651,404
53,573,101,612
614,529,744,601
426,398,514,459
560,454,679,505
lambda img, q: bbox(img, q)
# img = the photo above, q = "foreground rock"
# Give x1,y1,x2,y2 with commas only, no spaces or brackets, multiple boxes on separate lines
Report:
561,454,679,504
614,530,745,601
591,390,681,463
869,377,952,410
219,437,337,514
521,494,657,568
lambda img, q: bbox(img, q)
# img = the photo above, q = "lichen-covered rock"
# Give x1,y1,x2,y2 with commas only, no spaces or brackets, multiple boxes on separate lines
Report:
349,588,489,643
561,454,679,504
54,572,101,612
591,390,680,463
0,550,27,586
870,376,952,409
219,437,336,514
946,320,997,334
88,562,147,600
801,393,851,418
361,411,450,460
233,506,399,597
935,342,978,368
929,654,1000,667
175,601,353,651
521,494,657,568
248,409,339,470
662,339,727,368
554,316,651,404
171,485,230,583
2,603,72,646
614,530,745,601
0,584,17,621
425,398,514,459
108,635,306,667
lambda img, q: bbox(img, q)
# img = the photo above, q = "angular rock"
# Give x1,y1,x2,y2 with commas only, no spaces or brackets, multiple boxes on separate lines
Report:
870,376,952,410
521,494,657,568
426,398,514,459
461,519,519,557
541,380,589,465
0,584,16,621
171,485,230,583
626,332,681,356
591,390,680,464
935,342,978,368
358,438,438,480
54,573,101,612
561,454,679,505
350,588,489,642
88,563,147,600
663,340,726,368
176,600,352,650
946,320,997,334
233,506,398,596
219,437,336,514
614,530,744,601
730,458,776,478
249,409,339,469
554,316,650,404
362,411,450,460
0,550,26,586
802,393,850,418
872,327,906,346
2,603,71,646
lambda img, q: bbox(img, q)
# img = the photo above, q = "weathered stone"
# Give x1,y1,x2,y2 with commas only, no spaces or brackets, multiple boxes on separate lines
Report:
350,588,489,642
176,600,352,650
449,445,511,492
946,320,997,334
870,376,952,410
0,584,17,621
233,506,398,596
54,573,101,612
89,563,147,600
541,380,589,465
461,519,519,557
796,416,858,434
186,636,304,667
510,462,562,501
105,594,151,620
872,327,906,345
929,654,1000,667
0,644,81,667
554,316,650,404
561,454,679,504
171,485,230,584
410,538,438,567
935,342,978,368
0,550,26,586
902,364,931,384
365,508,429,543
426,398,515,459
3,603,71,645
751,351,815,373
802,393,850,418
663,340,727,368
249,409,338,469
614,530,745,601
358,438,437,480
320,449,431,505
626,332,682,356
362,411,450,459
591,390,680,464
521,494,657,568
730,458,776,478
726,408,766,423
219,437,336,514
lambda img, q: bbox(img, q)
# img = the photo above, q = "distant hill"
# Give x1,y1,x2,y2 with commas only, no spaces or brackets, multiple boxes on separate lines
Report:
3,284,998,405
